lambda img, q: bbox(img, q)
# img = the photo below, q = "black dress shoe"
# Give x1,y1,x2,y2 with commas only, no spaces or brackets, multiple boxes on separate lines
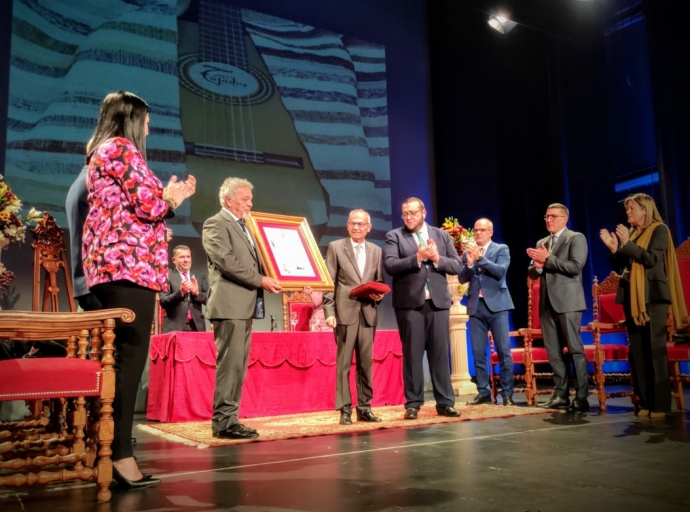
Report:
466,394,492,406
568,397,590,413
356,410,382,422
339,407,353,425
112,467,160,489
503,396,516,407
239,423,257,434
539,395,570,409
436,406,461,417
213,424,259,439
404,407,419,420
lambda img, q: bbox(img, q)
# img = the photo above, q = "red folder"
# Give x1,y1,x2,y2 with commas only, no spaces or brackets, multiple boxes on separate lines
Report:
350,281,391,299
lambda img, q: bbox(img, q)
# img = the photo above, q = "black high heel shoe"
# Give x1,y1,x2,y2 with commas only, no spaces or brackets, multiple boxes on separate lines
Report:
112,466,160,489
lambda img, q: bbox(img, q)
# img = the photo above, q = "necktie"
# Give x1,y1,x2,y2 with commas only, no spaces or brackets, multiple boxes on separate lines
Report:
478,247,485,297
182,272,192,321
237,219,254,247
415,232,431,296
354,244,365,276
548,235,556,254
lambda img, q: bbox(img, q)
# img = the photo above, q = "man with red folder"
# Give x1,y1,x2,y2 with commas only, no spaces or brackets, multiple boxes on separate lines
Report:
323,209,387,425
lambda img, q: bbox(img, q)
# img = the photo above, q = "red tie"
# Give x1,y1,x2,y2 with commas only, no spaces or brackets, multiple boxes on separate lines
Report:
183,273,192,321
478,247,485,298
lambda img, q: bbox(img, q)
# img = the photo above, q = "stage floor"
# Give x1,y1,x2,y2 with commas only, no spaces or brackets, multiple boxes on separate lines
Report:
2,391,690,512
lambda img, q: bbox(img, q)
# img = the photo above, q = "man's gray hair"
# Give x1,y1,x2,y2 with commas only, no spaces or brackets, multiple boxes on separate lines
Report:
219,177,253,207
349,209,371,223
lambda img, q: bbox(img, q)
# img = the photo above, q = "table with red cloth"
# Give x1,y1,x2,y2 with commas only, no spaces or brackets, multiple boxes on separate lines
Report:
147,330,404,423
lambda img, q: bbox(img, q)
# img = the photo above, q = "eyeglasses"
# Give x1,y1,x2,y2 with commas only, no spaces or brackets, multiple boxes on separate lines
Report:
347,222,370,228
401,209,423,219
474,228,492,233
544,214,566,220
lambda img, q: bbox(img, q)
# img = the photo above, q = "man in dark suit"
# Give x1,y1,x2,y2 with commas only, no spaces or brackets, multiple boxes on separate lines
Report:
527,203,589,412
459,218,515,406
384,197,463,420
65,165,102,311
322,209,387,425
202,177,282,439
159,245,209,332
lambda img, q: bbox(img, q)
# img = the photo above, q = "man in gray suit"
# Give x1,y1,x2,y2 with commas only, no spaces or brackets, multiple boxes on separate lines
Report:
202,177,282,439
527,203,589,412
384,197,463,420
460,218,515,406
322,209,386,425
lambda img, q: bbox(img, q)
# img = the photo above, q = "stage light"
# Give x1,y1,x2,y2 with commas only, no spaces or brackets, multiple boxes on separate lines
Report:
487,15,517,34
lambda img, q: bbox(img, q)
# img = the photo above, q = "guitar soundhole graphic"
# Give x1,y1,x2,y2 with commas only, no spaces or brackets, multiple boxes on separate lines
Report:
178,54,274,105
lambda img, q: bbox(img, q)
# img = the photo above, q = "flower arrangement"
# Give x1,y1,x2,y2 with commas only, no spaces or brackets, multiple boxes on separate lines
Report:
0,174,41,277
0,175,41,245
441,217,475,256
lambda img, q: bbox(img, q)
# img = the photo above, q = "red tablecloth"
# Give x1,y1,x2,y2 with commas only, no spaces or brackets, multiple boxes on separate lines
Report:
147,330,404,422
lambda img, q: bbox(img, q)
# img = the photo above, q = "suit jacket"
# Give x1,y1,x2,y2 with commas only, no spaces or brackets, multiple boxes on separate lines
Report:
528,228,588,314
384,225,463,310
459,241,514,316
322,238,384,327
610,224,671,305
159,268,209,332
202,210,263,320
65,165,90,298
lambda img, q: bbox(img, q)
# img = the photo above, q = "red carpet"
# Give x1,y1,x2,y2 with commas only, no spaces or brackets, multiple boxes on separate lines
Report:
139,403,552,448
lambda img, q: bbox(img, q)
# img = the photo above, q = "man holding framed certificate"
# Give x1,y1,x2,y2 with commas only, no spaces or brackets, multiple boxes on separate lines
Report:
322,209,388,425
202,177,282,440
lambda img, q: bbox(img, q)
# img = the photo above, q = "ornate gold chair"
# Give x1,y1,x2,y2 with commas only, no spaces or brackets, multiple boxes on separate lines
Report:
0,309,135,503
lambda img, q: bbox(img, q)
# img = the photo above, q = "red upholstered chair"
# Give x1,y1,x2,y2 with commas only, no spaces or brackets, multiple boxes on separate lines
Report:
490,277,549,406
282,291,314,331
0,309,135,503
668,237,690,410
587,272,633,411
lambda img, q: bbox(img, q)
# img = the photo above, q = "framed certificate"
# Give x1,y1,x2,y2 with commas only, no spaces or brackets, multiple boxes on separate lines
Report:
246,212,334,292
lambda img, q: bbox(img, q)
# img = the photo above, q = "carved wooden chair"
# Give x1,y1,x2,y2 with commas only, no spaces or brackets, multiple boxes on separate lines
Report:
587,272,633,411
489,277,545,405
0,309,135,503
31,213,76,313
668,236,690,410
282,291,314,331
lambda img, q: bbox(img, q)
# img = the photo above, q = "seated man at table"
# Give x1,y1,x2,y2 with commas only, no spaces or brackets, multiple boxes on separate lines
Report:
160,245,209,332
322,209,387,425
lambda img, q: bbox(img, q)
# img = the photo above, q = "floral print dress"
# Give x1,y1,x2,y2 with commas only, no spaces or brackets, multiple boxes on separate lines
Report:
82,137,171,292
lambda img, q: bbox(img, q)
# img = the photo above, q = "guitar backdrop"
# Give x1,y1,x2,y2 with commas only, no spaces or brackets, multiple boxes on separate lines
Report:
5,0,392,249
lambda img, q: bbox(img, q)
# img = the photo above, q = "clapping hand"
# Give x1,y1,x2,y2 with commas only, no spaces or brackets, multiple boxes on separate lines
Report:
526,243,549,269
599,229,618,253
180,278,192,295
615,224,630,245
465,243,480,266
190,276,199,296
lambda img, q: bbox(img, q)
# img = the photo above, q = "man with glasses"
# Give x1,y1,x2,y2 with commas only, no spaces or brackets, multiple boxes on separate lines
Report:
384,198,463,420
460,218,515,406
322,209,386,425
527,203,590,412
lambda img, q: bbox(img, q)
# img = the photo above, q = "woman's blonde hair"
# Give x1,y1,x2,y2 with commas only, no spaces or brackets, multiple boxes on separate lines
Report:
624,192,663,230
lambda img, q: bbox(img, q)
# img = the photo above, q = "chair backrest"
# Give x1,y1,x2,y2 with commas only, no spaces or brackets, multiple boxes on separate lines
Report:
282,291,314,331
676,237,690,308
31,213,76,312
592,272,625,323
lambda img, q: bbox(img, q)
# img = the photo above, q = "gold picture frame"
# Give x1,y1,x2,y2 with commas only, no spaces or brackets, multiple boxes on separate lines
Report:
246,212,334,292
